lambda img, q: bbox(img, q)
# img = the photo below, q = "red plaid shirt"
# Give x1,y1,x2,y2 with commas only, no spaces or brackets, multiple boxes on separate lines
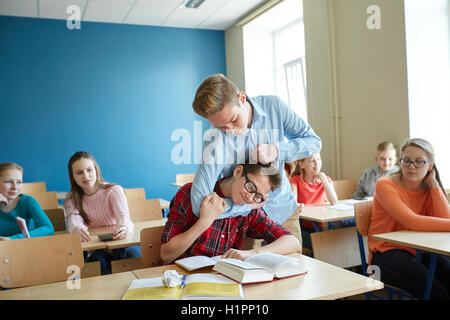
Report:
161,182,291,263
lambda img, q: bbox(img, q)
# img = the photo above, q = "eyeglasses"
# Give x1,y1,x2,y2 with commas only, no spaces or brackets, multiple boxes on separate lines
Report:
400,158,428,168
242,167,265,203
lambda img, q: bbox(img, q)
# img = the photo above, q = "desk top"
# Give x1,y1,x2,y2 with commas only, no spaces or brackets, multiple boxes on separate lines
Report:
301,201,355,223
170,182,185,188
104,219,167,250
132,253,383,300
0,271,137,300
372,231,450,256
82,219,167,251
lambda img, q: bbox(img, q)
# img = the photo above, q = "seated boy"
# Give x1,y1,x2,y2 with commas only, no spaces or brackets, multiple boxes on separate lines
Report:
352,141,399,200
160,163,301,264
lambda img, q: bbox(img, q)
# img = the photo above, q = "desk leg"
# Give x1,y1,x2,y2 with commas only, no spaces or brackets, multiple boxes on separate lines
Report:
423,252,438,300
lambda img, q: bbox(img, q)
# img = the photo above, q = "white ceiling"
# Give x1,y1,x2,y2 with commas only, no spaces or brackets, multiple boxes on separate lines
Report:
0,0,269,30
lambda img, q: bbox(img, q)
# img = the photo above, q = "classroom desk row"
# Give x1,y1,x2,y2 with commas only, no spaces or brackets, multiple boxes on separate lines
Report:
80,218,167,251
0,253,384,300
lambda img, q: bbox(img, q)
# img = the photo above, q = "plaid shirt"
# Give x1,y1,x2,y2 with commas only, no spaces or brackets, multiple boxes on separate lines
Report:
161,182,291,263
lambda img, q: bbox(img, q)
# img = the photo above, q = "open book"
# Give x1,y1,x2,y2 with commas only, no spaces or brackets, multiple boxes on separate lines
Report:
175,255,222,271
122,273,244,300
212,252,307,284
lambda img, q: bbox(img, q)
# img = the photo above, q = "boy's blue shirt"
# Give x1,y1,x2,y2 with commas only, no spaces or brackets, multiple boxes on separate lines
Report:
190,95,322,224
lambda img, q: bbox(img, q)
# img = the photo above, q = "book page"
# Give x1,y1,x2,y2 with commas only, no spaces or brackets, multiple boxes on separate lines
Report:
175,256,218,271
327,204,354,211
16,217,30,238
219,258,266,270
245,252,299,273
183,274,243,299
122,277,183,300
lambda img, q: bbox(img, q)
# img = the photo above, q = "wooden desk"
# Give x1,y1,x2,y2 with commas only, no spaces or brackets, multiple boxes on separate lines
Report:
132,254,383,300
104,219,167,250
0,271,137,300
372,231,450,256
372,231,450,299
301,201,355,225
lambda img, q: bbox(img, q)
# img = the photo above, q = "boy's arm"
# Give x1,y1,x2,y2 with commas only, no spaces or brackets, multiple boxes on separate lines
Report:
275,96,322,162
221,235,300,260
190,136,253,218
160,192,226,264
221,210,301,260
352,170,370,199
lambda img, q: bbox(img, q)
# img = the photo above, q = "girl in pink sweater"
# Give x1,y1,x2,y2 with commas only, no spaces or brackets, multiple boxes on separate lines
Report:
64,151,139,274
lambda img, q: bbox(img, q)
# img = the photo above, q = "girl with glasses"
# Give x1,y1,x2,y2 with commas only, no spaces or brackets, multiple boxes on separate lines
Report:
368,138,450,299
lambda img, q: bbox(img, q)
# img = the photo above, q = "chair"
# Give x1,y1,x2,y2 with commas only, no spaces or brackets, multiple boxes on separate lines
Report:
21,182,47,195
32,191,59,210
44,208,67,232
81,261,101,278
111,257,144,274
354,200,414,300
0,234,84,288
124,188,146,202
333,179,357,199
127,199,163,222
140,226,165,267
176,173,195,186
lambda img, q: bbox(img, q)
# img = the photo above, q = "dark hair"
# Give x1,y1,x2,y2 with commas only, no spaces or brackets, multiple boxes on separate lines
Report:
66,151,116,224
241,162,282,191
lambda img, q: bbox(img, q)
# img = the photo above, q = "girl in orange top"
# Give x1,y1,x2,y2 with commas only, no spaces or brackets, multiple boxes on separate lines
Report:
368,138,450,299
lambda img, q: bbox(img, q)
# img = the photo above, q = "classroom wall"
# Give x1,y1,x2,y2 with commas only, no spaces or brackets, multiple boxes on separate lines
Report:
226,0,410,183
0,16,226,201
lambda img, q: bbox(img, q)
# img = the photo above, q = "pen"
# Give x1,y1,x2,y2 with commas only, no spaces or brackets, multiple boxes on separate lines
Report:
180,275,187,288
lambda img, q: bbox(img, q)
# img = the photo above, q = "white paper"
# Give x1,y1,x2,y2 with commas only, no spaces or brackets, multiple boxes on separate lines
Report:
327,204,354,211
16,217,30,238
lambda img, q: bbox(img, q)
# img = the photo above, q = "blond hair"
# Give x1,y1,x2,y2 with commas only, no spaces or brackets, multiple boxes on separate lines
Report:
0,162,23,178
398,138,447,198
377,141,397,154
192,74,240,118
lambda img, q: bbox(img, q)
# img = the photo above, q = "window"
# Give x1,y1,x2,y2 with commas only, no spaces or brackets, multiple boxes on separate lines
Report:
404,0,450,188
243,0,307,120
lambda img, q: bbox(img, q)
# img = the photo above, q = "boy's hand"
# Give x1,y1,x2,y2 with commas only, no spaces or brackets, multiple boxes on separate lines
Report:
250,144,278,164
199,192,226,228
221,248,256,261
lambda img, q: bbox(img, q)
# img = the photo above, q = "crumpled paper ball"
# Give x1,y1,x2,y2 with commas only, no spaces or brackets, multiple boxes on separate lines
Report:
161,269,182,288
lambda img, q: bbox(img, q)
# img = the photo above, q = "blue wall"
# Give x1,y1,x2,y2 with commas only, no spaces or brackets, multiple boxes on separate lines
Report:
0,16,225,201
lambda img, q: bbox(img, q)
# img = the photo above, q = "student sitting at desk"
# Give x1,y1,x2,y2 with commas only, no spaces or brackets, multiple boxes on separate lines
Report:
289,153,339,251
368,138,450,299
64,151,139,275
352,141,398,200
160,163,301,264
0,162,54,240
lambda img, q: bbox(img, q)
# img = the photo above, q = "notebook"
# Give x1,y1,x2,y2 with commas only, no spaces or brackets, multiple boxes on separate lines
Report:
175,255,222,271
122,273,244,300
212,252,307,284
